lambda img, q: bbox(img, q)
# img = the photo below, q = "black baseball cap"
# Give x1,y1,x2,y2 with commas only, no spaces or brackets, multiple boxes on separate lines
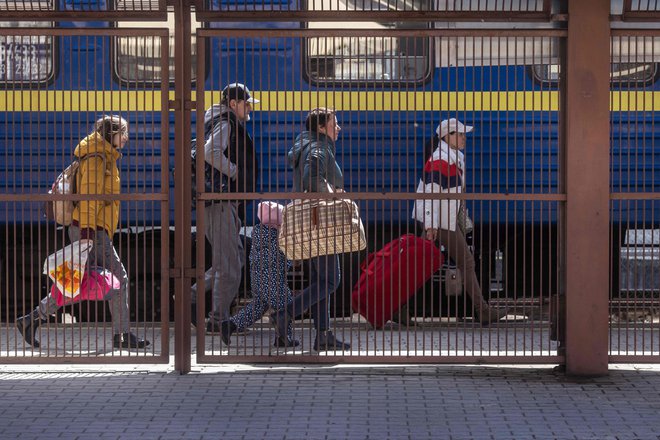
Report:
222,83,259,104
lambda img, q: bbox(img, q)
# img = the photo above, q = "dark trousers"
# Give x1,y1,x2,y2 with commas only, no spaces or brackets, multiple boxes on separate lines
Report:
286,254,340,333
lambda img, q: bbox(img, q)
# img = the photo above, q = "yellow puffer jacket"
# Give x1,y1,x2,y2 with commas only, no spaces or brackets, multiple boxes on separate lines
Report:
72,132,122,236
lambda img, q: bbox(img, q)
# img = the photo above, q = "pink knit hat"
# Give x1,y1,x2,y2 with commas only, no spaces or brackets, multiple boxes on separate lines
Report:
257,201,284,227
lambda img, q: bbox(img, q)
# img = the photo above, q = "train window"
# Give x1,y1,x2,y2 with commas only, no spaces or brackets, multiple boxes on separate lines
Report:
114,5,199,84
0,1,55,84
532,63,659,85
304,0,430,84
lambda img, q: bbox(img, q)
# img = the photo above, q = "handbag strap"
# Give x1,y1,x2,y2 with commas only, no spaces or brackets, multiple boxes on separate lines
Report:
311,206,319,228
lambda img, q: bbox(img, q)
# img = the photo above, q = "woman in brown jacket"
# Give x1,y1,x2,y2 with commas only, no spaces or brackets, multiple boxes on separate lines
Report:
16,115,149,349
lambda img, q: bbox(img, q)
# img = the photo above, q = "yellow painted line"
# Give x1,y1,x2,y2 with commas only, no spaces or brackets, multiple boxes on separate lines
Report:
0,91,172,112
248,91,563,112
610,91,660,112
0,90,657,112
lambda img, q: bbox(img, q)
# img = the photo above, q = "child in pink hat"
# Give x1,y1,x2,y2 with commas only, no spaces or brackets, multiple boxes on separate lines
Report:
220,201,298,348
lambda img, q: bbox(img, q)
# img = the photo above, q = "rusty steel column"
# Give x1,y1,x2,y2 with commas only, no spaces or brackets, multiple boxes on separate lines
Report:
173,0,193,374
565,0,611,376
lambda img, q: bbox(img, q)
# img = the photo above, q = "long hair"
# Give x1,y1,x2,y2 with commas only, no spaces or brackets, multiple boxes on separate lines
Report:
423,133,439,162
305,107,336,132
94,115,128,145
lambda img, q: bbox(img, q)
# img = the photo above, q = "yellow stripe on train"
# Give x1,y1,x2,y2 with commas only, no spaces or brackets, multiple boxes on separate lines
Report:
0,90,657,112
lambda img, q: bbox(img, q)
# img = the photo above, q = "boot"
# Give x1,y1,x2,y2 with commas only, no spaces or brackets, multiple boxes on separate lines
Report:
220,320,236,346
16,309,46,348
313,330,351,352
270,312,299,348
478,305,508,325
113,332,150,349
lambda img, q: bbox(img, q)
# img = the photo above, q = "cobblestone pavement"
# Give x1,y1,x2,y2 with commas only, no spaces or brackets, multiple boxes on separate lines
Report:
2,319,660,440
1,362,660,440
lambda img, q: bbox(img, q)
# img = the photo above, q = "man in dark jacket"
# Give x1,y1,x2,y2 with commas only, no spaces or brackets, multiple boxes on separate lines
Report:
191,83,259,334
275,107,351,351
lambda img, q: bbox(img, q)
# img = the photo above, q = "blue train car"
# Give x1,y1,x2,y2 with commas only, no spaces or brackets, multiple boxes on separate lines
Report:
0,6,658,318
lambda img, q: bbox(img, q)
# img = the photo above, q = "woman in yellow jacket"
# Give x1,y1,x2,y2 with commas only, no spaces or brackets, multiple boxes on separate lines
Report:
16,115,149,349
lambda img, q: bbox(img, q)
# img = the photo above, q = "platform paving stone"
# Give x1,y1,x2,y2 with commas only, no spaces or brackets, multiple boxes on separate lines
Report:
0,363,659,439
3,319,660,439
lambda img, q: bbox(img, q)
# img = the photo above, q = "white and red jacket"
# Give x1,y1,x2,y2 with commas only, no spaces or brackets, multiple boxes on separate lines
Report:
411,140,465,232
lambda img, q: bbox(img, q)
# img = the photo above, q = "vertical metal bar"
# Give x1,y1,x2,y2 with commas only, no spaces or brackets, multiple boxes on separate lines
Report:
195,35,206,361
173,0,193,374
565,0,610,376
160,32,171,359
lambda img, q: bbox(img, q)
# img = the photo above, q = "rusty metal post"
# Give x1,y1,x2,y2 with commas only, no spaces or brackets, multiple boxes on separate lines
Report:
172,0,193,373
565,0,611,376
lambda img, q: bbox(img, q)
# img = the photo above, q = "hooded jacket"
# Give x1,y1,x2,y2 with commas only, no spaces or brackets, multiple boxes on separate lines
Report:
203,103,258,209
411,139,465,232
72,132,121,236
288,130,343,192
203,103,237,182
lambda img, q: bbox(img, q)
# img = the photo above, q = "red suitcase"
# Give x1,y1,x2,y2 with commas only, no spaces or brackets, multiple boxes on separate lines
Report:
351,234,443,328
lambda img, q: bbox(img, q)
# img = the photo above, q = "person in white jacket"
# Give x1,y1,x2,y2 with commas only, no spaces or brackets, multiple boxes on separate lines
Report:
412,118,506,325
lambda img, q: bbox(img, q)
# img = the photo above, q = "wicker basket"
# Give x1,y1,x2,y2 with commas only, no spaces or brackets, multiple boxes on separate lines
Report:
278,198,367,260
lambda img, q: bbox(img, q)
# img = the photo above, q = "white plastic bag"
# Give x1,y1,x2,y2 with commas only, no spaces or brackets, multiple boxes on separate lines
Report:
43,239,94,298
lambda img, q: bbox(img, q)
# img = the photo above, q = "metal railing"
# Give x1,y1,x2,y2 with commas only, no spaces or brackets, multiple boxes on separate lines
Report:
0,1,656,375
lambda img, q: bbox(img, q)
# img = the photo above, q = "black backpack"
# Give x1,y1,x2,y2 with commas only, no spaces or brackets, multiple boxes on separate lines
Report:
190,113,226,208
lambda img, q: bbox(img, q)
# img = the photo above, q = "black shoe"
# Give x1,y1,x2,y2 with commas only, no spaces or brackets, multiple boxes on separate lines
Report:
16,310,45,348
206,320,221,334
271,310,291,342
113,332,150,349
191,303,198,328
313,331,351,352
221,320,236,345
274,336,300,348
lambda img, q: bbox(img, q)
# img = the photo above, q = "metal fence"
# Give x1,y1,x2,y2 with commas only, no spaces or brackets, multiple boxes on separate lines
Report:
0,27,171,363
0,1,656,374
609,32,660,361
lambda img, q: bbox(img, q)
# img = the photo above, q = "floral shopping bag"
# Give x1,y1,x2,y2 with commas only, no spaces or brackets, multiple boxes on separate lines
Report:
42,239,94,298
52,268,120,306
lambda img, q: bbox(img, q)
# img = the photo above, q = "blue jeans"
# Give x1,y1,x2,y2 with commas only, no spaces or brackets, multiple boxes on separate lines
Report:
286,254,340,333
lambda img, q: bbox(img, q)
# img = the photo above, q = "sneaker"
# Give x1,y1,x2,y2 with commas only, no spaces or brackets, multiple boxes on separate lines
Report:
479,306,508,325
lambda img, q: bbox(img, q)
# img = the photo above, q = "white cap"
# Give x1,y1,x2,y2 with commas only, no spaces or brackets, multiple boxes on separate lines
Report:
436,118,473,139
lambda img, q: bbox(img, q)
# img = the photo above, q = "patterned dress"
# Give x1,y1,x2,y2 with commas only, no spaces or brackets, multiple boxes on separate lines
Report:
229,223,294,341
